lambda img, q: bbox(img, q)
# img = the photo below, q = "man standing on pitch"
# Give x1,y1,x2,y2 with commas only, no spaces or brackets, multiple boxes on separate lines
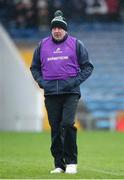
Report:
30,10,94,174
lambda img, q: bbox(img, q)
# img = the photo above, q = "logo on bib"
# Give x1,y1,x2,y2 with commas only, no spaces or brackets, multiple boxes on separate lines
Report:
53,48,62,54
47,56,68,61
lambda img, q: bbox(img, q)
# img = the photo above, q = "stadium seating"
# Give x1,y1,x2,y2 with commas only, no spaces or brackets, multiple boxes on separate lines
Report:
76,23,124,129
8,23,124,130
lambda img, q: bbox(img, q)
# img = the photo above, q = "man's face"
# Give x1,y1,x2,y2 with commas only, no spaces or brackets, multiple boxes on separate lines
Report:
52,27,66,41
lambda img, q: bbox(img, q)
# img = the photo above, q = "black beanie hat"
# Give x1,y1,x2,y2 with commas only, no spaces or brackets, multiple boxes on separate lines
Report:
51,10,67,31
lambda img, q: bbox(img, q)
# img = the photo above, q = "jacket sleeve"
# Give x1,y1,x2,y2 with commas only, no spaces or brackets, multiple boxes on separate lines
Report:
30,43,46,89
75,39,94,86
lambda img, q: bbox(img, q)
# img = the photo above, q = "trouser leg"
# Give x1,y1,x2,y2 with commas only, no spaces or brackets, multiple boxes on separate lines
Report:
61,94,79,165
44,96,65,170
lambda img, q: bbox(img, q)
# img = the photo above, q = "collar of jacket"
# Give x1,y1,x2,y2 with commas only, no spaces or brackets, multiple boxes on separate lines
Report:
52,33,68,44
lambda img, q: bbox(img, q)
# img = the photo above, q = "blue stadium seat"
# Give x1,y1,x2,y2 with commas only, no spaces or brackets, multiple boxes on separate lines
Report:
80,24,124,129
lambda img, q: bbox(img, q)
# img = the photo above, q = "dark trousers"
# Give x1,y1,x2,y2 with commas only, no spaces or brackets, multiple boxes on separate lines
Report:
44,94,79,170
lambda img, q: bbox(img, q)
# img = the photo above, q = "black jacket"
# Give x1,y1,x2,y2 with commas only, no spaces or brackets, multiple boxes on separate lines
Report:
30,35,94,97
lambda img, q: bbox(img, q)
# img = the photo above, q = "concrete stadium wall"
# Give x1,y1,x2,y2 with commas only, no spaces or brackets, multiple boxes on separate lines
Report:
0,24,44,131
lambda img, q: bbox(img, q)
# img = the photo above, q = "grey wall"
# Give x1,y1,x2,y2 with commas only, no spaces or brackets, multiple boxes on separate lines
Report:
0,24,44,131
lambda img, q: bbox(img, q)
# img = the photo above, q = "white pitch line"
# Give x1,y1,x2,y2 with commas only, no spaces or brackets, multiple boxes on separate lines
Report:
85,166,124,177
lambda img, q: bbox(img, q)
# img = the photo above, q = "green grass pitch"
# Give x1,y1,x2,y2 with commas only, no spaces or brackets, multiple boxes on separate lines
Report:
0,131,124,179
